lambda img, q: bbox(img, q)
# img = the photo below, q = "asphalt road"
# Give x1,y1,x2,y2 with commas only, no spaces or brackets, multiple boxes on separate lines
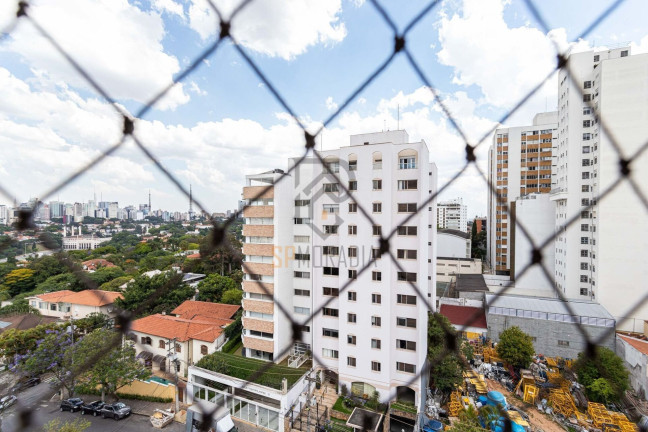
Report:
0,380,185,432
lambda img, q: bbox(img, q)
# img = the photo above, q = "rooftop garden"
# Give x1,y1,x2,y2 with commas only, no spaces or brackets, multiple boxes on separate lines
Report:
195,351,310,390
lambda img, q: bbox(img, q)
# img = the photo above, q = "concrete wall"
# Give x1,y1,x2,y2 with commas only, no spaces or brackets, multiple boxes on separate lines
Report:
486,314,614,359
436,258,481,283
117,379,176,400
616,336,648,399
437,233,470,259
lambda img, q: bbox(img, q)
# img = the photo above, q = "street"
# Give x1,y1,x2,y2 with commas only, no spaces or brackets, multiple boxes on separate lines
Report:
0,380,185,432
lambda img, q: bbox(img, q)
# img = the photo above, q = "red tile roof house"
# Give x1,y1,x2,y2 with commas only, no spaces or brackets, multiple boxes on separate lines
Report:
128,300,240,379
439,304,488,339
27,290,123,319
81,259,116,272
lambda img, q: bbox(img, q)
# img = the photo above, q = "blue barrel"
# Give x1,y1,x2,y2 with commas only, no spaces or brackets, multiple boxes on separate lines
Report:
486,391,507,407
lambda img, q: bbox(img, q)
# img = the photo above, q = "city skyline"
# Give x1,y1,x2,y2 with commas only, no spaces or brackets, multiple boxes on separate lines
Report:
1,0,647,216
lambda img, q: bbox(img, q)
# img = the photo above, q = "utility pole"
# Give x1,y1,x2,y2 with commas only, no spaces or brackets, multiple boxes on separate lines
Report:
167,337,180,413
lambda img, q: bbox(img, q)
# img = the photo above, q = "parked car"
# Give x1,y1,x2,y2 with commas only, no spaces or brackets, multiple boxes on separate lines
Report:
11,377,41,393
100,402,131,420
80,400,105,416
60,398,84,412
0,395,17,410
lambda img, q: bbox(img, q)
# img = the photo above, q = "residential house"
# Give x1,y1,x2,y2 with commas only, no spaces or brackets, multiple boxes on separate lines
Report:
27,290,123,319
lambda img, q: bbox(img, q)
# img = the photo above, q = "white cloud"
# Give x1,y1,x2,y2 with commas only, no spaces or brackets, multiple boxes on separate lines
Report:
631,35,648,54
188,0,347,60
188,81,207,96
152,0,184,19
325,96,338,111
2,0,189,110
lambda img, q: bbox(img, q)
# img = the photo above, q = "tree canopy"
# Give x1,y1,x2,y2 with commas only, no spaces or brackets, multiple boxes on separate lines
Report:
496,326,534,368
574,346,629,402
427,313,472,393
115,272,194,316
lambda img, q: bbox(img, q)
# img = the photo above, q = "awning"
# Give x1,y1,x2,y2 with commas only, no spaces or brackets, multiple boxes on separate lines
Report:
153,355,167,364
137,351,153,361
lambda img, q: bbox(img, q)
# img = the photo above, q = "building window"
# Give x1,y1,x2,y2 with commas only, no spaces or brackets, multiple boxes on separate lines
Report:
372,271,381,281
347,334,356,345
349,160,357,171
324,225,338,234
372,293,382,304
323,246,339,255
396,362,416,374
142,336,152,345
397,226,417,236
348,313,357,323
372,179,382,190
582,172,590,179
583,94,591,102
371,248,381,259
323,287,339,297
580,250,589,257
581,224,589,231
396,340,416,351
371,361,381,372
397,249,417,260
583,133,591,141
372,225,382,236
397,317,416,328
323,308,339,317
201,345,208,355
557,340,570,347
349,203,357,213
322,328,339,338
372,202,382,213
371,339,381,349
581,211,590,218
582,159,590,167
580,263,588,270
323,267,339,276
295,253,310,261
621,50,628,57
399,157,416,169
397,294,417,305
159,340,165,349
397,203,417,213
294,199,310,207
348,291,357,301
324,183,339,193
347,357,356,367
322,349,339,359
294,289,310,297
348,225,357,235
348,247,357,258
50,304,57,311
349,180,357,191
583,81,592,89
397,180,418,190
580,288,589,296
371,316,381,327
593,55,600,61
294,271,310,279
580,275,589,282
348,269,357,279
397,272,417,282
294,307,310,315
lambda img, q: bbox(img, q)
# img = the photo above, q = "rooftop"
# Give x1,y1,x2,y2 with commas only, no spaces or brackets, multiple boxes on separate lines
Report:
81,259,116,271
31,290,122,307
618,334,648,356
438,229,470,239
439,304,488,330
171,301,240,321
456,274,488,292
130,314,232,342
485,294,615,320
0,314,59,333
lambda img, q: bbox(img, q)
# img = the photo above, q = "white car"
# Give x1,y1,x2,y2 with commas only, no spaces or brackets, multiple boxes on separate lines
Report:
0,395,17,410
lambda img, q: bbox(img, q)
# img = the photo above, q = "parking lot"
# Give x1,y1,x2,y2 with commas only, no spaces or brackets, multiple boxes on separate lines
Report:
0,380,185,432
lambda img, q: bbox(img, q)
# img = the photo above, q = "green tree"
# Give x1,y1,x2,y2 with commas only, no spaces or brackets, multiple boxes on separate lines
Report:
574,346,629,402
73,313,111,333
221,289,243,305
496,326,534,368
88,266,126,286
33,273,79,294
0,299,39,316
115,272,193,316
2,268,36,296
99,276,132,291
20,328,76,397
199,231,242,275
0,323,58,359
43,418,91,432
427,313,471,393
71,328,150,401
196,274,237,302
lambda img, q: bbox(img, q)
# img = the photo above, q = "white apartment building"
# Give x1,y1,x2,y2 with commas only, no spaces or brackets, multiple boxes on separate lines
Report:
552,47,648,331
241,130,436,409
436,198,467,232
487,112,558,276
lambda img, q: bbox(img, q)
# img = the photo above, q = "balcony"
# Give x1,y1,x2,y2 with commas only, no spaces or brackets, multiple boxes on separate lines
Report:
242,225,274,237
243,299,274,315
243,206,274,218
242,186,274,200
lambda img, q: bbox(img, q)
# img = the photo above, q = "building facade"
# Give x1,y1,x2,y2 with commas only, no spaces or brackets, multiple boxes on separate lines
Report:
551,47,648,331
27,290,122,319
487,112,558,276
240,130,436,408
436,198,467,232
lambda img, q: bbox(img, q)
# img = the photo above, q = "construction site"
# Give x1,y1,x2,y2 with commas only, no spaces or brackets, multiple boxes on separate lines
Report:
422,342,648,432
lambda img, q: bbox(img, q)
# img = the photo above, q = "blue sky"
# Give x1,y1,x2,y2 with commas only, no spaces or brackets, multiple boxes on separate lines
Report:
0,0,647,216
